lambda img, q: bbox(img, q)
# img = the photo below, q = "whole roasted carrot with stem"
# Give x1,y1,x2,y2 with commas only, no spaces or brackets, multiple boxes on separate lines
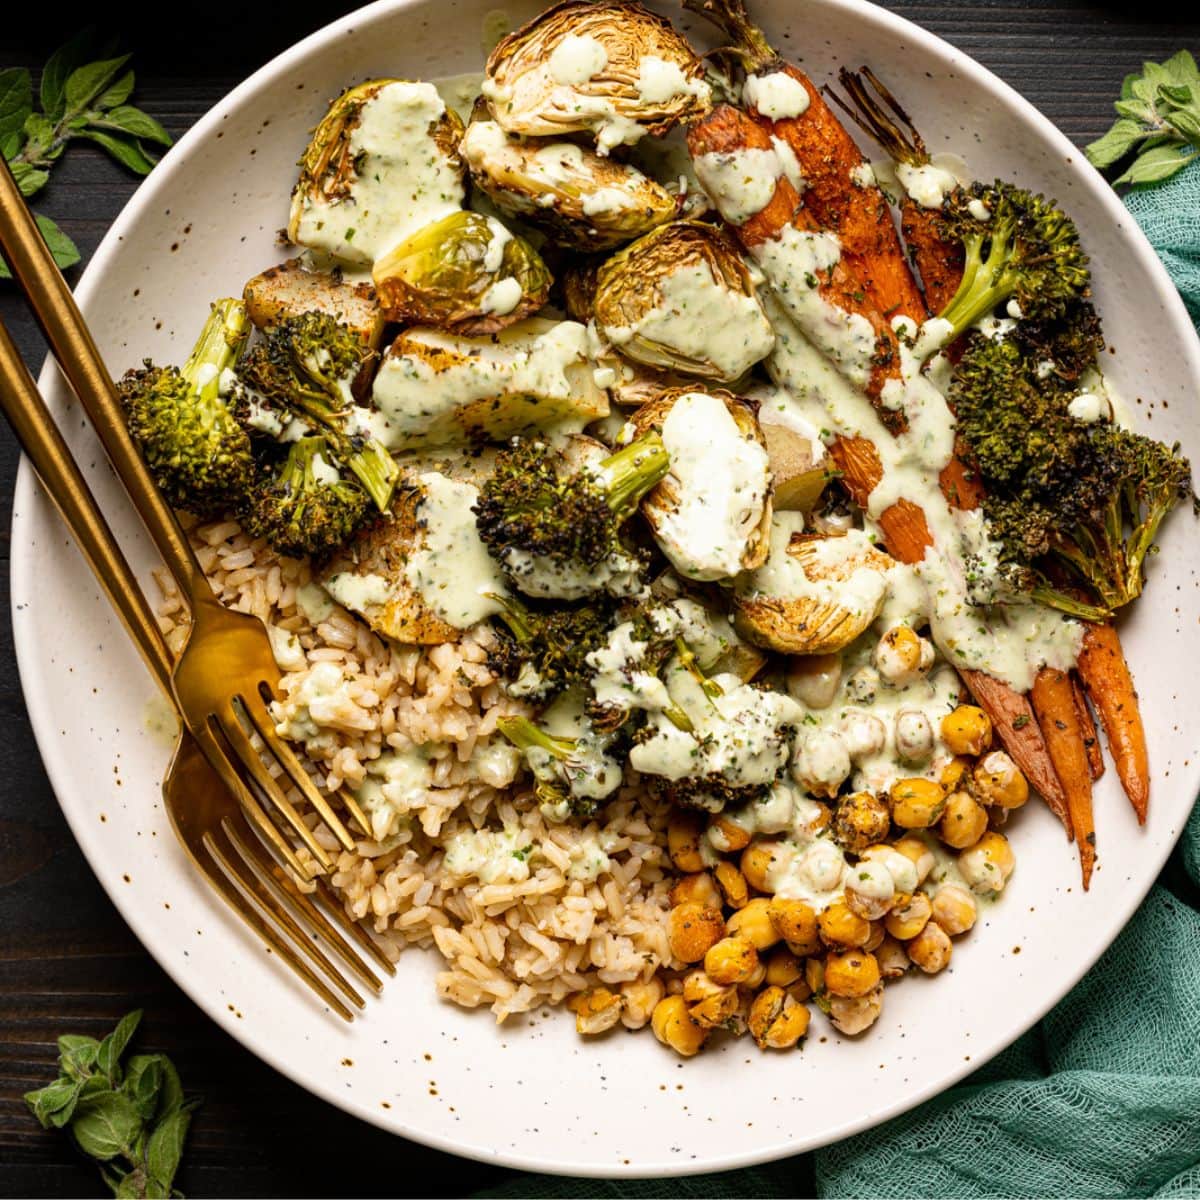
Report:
1031,668,1096,887
685,0,926,322
1076,622,1149,822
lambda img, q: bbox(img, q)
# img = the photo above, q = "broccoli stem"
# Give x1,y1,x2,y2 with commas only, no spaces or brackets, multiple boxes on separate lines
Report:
600,431,670,520
936,219,1018,342
340,433,399,513
180,299,250,404
674,637,724,700
497,715,577,761
488,593,535,643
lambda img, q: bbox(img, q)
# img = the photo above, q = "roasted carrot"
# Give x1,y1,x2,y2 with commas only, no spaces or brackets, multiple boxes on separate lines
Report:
1031,668,1096,887
685,0,926,321
1072,676,1105,782
1076,622,1149,822
826,65,966,315
960,668,1071,833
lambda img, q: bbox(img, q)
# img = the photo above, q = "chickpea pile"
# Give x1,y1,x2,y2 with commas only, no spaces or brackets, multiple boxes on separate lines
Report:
566,689,1028,1057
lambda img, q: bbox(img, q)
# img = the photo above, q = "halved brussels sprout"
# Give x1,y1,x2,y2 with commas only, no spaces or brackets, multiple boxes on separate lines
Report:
373,211,552,334
288,79,466,266
593,220,775,382
370,317,609,450
460,119,678,252
483,0,710,153
732,522,896,654
243,257,385,349
759,423,828,512
628,387,773,581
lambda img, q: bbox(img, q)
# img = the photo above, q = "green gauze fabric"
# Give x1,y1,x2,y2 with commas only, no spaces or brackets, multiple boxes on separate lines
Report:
474,163,1200,1200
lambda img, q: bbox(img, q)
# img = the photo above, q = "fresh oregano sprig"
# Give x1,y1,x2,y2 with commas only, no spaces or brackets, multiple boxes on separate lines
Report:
25,1009,199,1199
0,31,172,278
1086,50,1200,185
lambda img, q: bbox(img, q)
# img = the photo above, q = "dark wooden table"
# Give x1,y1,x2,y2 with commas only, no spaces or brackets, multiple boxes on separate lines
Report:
1,1,1197,1195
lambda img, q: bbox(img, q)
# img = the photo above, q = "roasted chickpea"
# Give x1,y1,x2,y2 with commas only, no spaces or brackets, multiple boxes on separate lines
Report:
620,977,665,1030
931,883,978,936
569,986,624,1034
860,843,919,895
668,810,710,873
939,790,989,850
686,981,740,1029
818,899,872,948
704,936,760,986
876,935,910,979
890,835,935,885
708,814,752,854
895,710,935,762
764,945,805,988
652,994,708,1056
828,984,883,1035
668,903,725,963
748,986,810,1049
890,777,947,829
973,751,1029,810
786,653,842,709
743,959,767,989
874,624,934,686
959,830,1016,895
714,861,750,910
792,729,852,798
840,712,887,763
669,871,721,910
832,790,891,856
767,898,820,954
940,756,970,791
865,919,886,952
884,890,932,940
845,665,879,703
727,897,780,951
940,704,993,756
907,920,953,974
741,840,785,893
824,948,882,998
805,955,825,995
843,860,896,921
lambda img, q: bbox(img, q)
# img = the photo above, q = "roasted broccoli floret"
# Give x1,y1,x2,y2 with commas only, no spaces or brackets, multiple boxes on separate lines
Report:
497,712,622,819
487,593,615,701
935,182,1091,342
118,298,255,518
952,333,1195,616
1011,299,1106,384
473,433,669,597
241,435,370,558
237,311,398,512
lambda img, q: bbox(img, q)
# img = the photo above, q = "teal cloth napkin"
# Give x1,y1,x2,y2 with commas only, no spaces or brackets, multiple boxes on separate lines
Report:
474,163,1200,1200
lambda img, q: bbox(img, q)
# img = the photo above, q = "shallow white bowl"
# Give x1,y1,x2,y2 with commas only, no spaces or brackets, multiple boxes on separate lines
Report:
12,0,1200,1177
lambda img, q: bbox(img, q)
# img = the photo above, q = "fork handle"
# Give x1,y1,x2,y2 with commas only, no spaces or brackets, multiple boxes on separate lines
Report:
0,314,173,694
0,158,204,596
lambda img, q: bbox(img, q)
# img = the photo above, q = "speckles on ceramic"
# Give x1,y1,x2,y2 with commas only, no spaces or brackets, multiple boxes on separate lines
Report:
9,0,1200,1180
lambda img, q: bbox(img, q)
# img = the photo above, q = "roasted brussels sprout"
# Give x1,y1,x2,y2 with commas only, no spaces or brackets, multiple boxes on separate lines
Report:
482,0,710,152
370,318,609,450
373,211,552,334
288,79,466,265
628,388,773,581
593,220,775,383
243,258,385,350
460,119,678,252
732,520,896,654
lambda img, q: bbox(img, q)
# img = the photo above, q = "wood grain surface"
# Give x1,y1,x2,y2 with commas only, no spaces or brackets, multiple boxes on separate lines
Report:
1,1,1196,1195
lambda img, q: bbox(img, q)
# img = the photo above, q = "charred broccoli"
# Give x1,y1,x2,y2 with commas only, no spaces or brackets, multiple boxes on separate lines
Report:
241,435,370,558
1011,299,1106,384
473,433,669,598
953,332,1194,616
488,593,615,701
118,298,255,518
497,711,623,819
935,182,1091,342
237,311,398,512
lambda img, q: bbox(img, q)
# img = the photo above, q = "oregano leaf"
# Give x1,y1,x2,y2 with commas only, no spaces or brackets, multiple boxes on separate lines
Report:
70,1092,142,1162
96,70,135,110
34,213,81,271
78,127,156,174
95,106,171,147
64,55,131,114
146,1107,192,1190
58,1034,101,1080
1085,118,1146,169
0,67,33,140
97,1010,143,1084
24,1077,82,1128
41,30,100,120
1115,143,1197,186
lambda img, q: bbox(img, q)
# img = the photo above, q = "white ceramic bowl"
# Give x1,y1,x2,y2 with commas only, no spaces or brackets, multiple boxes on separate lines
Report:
12,0,1200,1177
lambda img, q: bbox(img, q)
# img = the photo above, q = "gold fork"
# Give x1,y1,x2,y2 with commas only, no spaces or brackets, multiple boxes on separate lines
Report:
0,160,370,880
0,312,393,1020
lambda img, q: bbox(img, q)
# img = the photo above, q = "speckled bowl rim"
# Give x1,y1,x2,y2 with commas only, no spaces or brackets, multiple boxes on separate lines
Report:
11,0,1200,1177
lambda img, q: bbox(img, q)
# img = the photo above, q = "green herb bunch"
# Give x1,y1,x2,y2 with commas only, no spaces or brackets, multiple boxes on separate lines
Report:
25,1009,199,1199
0,32,172,277
1086,50,1200,185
